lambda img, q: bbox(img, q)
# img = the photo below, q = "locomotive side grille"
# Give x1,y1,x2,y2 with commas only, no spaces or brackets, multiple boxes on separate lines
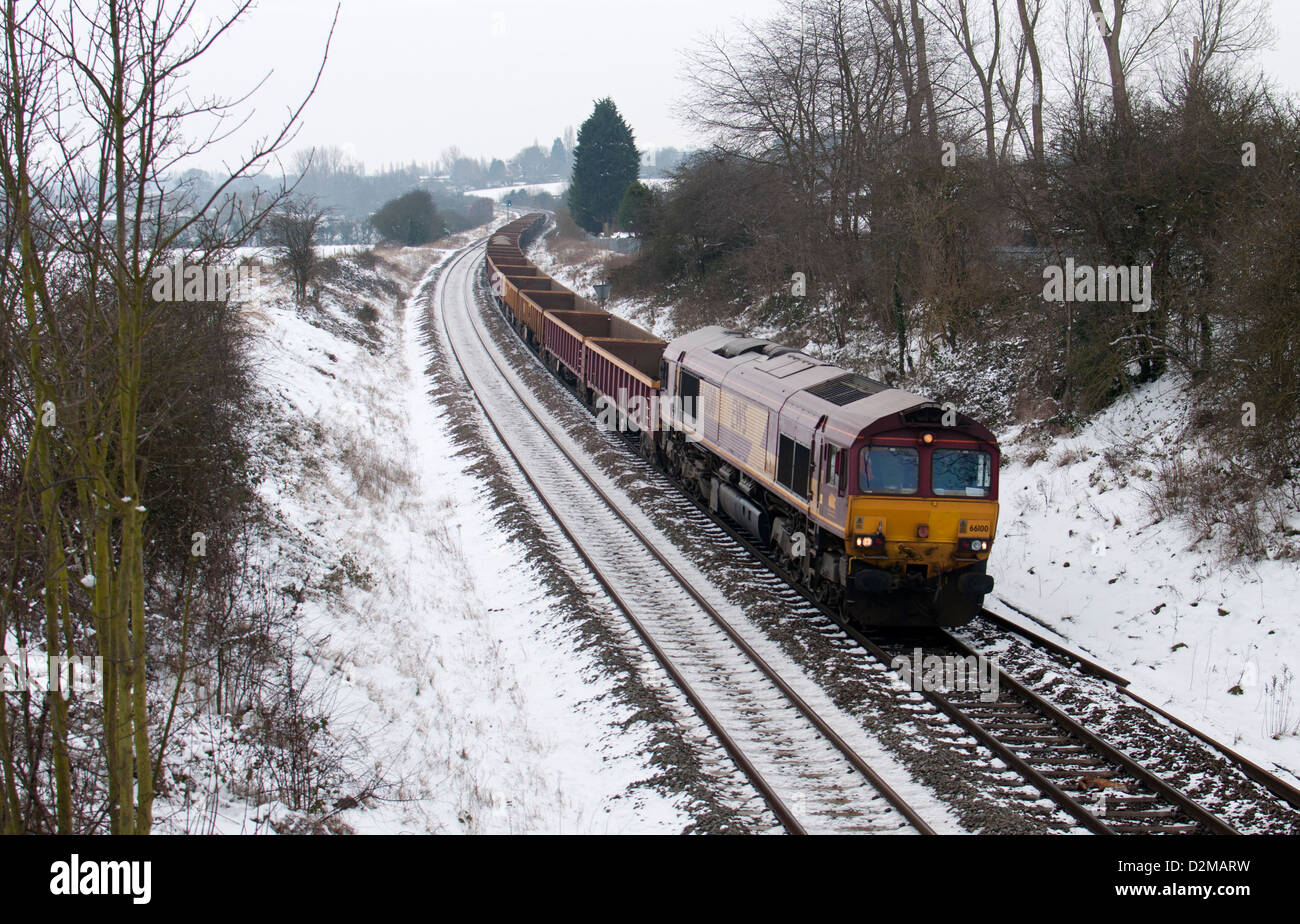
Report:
805,373,886,406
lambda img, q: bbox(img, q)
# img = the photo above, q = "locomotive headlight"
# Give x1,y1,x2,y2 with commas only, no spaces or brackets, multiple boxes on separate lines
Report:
970,539,985,551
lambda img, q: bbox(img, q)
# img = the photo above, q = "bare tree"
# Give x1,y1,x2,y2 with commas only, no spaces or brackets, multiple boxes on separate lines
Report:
873,0,928,144
268,197,330,305
1016,0,1045,163
1087,0,1178,132
1088,0,1133,129
0,0,335,834
926,0,1003,160
1174,0,1272,101
293,144,353,179
912,0,942,141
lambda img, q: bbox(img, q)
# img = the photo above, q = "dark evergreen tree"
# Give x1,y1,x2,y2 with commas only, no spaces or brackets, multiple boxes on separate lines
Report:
568,98,640,234
370,189,444,245
617,181,656,234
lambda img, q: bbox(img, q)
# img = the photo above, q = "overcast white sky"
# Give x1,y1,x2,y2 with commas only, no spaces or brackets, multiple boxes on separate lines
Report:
183,0,1300,174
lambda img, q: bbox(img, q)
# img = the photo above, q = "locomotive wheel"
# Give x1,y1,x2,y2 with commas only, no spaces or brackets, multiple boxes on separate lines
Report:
812,579,830,605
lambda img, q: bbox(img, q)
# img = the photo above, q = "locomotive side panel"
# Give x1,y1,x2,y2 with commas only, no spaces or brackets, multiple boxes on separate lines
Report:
715,390,772,480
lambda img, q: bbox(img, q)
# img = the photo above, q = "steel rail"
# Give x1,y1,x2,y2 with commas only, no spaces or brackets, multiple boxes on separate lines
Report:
980,605,1300,815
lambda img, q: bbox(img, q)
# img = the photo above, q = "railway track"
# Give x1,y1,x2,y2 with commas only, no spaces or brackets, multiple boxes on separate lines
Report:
435,238,940,835
965,607,1300,828
859,628,1235,833
449,222,1300,835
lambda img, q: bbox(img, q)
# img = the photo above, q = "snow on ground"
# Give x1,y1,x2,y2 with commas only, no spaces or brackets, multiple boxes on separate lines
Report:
466,181,567,202
231,244,371,263
989,377,1300,781
469,176,668,204
191,231,690,832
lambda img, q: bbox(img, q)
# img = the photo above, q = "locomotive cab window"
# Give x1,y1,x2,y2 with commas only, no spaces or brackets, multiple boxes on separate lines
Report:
932,449,992,498
824,447,846,494
859,446,918,495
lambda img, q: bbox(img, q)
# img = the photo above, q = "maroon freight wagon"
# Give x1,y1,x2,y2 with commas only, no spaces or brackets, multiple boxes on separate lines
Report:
583,336,666,433
544,310,653,380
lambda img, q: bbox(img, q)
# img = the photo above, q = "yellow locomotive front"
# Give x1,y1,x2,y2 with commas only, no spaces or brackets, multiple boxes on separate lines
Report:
843,421,999,626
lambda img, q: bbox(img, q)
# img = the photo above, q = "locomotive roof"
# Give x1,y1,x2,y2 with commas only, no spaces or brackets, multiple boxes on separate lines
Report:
665,326,951,445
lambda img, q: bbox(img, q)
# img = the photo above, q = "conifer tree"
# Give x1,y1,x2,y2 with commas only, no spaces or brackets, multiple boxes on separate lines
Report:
568,98,640,234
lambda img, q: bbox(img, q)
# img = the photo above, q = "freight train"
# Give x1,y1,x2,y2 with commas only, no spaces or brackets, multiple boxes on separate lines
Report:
483,214,999,626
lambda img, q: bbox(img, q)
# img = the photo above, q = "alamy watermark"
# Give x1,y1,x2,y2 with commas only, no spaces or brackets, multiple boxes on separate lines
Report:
50,854,151,904
891,647,1000,703
150,255,259,303
1042,258,1152,312
595,388,701,441
1,649,104,700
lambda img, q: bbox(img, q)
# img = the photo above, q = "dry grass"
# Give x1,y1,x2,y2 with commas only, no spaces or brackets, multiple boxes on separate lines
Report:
338,435,414,503
1142,454,1272,558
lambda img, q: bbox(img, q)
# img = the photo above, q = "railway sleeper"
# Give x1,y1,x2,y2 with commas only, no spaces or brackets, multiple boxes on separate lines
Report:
967,712,1051,724
1104,808,1181,821
1002,738,1089,749
961,701,1038,712
1040,768,1117,779
1032,754,1119,765
978,720,1060,731
1108,822,1200,834
1102,794,1161,804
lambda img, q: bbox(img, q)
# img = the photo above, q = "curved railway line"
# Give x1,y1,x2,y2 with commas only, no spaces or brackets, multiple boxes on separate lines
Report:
436,238,941,835
433,219,1300,835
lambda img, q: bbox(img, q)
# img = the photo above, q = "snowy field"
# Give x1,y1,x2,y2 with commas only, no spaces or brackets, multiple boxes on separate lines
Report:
467,176,670,203
230,244,370,262
465,181,567,202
